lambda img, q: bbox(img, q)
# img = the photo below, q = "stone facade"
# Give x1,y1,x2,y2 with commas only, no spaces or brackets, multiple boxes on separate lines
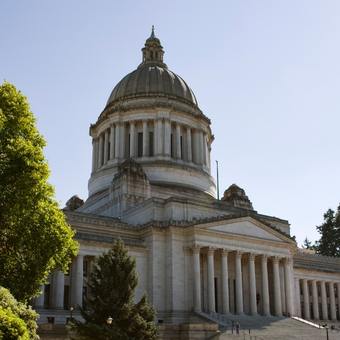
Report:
32,27,340,338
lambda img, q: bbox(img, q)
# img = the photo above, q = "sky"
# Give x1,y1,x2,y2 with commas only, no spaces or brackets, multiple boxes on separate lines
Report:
1,1,339,247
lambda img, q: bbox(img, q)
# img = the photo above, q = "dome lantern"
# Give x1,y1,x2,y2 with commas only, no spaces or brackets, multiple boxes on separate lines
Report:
140,25,165,66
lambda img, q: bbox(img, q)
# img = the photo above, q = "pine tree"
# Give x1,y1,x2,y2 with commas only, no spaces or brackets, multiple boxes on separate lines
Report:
301,237,314,249
315,205,340,257
70,238,160,340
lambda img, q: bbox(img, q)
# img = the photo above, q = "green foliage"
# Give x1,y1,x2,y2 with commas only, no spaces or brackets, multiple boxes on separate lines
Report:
0,81,79,302
70,238,160,340
0,286,39,340
315,205,340,257
301,237,314,250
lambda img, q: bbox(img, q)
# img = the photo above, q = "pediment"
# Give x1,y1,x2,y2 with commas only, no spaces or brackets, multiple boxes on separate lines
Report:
200,217,290,243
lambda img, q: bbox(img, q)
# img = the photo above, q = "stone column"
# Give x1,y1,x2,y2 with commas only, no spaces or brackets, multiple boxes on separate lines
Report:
192,245,202,312
120,122,126,158
34,284,45,309
221,249,230,314
320,281,328,320
202,132,207,166
92,138,96,172
98,133,104,168
164,118,171,156
104,129,109,164
186,127,192,162
197,129,203,164
311,280,319,320
207,247,216,313
272,256,282,316
54,271,65,310
329,282,337,321
235,251,244,315
115,123,120,159
175,122,181,159
302,279,310,319
156,118,163,156
284,258,292,316
130,121,136,158
110,124,115,160
261,255,271,316
249,253,258,315
295,278,301,317
142,120,148,156
75,255,84,307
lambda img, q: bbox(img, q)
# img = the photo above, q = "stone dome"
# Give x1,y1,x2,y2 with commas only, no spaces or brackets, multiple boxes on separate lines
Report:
106,26,197,108
106,66,197,107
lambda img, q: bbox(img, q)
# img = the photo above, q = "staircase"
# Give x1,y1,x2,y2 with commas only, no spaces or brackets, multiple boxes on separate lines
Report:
197,313,340,339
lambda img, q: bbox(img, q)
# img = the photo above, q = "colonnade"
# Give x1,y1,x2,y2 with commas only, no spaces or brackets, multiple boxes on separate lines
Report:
189,245,293,317
295,278,340,321
92,119,211,172
32,255,86,311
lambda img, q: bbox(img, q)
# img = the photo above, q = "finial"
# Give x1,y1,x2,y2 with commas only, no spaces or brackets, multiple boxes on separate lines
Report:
149,25,157,39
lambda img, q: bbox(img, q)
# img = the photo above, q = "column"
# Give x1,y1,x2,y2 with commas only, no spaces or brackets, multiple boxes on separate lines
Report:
176,123,181,159
164,118,171,156
75,255,84,307
142,120,148,156
130,121,136,157
221,249,230,314
207,247,216,313
284,258,292,316
249,253,258,315
98,133,104,168
120,122,126,158
192,245,202,312
320,281,328,320
235,251,244,315
197,129,203,164
311,280,319,320
329,282,337,321
104,129,109,164
110,124,115,160
302,279,310,319
186,127,192,162
261,255,270,316
295,278,301,317
202,132,207,166
156,118,163,155
337,283,340,318
272,256,282,316
34,284,45,309
54,271,65,309
115,123,120,159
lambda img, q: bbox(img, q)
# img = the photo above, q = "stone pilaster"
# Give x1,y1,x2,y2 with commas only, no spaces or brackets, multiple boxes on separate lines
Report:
192,245,202,312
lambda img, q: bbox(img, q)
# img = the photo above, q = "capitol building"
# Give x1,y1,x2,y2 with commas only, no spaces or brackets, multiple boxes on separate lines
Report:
33,27,340,339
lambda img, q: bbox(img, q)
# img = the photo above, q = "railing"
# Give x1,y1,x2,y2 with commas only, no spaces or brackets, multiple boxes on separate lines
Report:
210,312,233,326
242,333,264,340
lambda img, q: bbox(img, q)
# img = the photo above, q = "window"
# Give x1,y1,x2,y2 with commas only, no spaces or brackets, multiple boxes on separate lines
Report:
44,285,50,309
180,136,183,159
64,285,69,310
83,261,88,277
149,132,153,156
138,132,143,157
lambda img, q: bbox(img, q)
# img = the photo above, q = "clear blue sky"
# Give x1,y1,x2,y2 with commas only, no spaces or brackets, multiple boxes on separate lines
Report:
1,1,339,247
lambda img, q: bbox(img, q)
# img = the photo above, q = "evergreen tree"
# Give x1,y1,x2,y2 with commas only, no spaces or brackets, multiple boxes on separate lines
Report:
70,238,159,340
315,205,340,257
301,237,314,249
0,81,78,302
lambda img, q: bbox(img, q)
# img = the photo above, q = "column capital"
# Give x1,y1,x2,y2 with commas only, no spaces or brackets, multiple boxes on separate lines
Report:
130,120,136,125
261,254,269,262
191,244,203,254
221,248,230,257
284,257,292,265
207,246,216,256
235,250,243,259
142,119,148,123
116,121,124,127
248,253,256,261
272,256,281,264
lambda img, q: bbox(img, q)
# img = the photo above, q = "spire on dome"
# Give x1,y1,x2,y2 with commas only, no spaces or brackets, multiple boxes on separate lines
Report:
139,26,166,68
149,25,157,39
